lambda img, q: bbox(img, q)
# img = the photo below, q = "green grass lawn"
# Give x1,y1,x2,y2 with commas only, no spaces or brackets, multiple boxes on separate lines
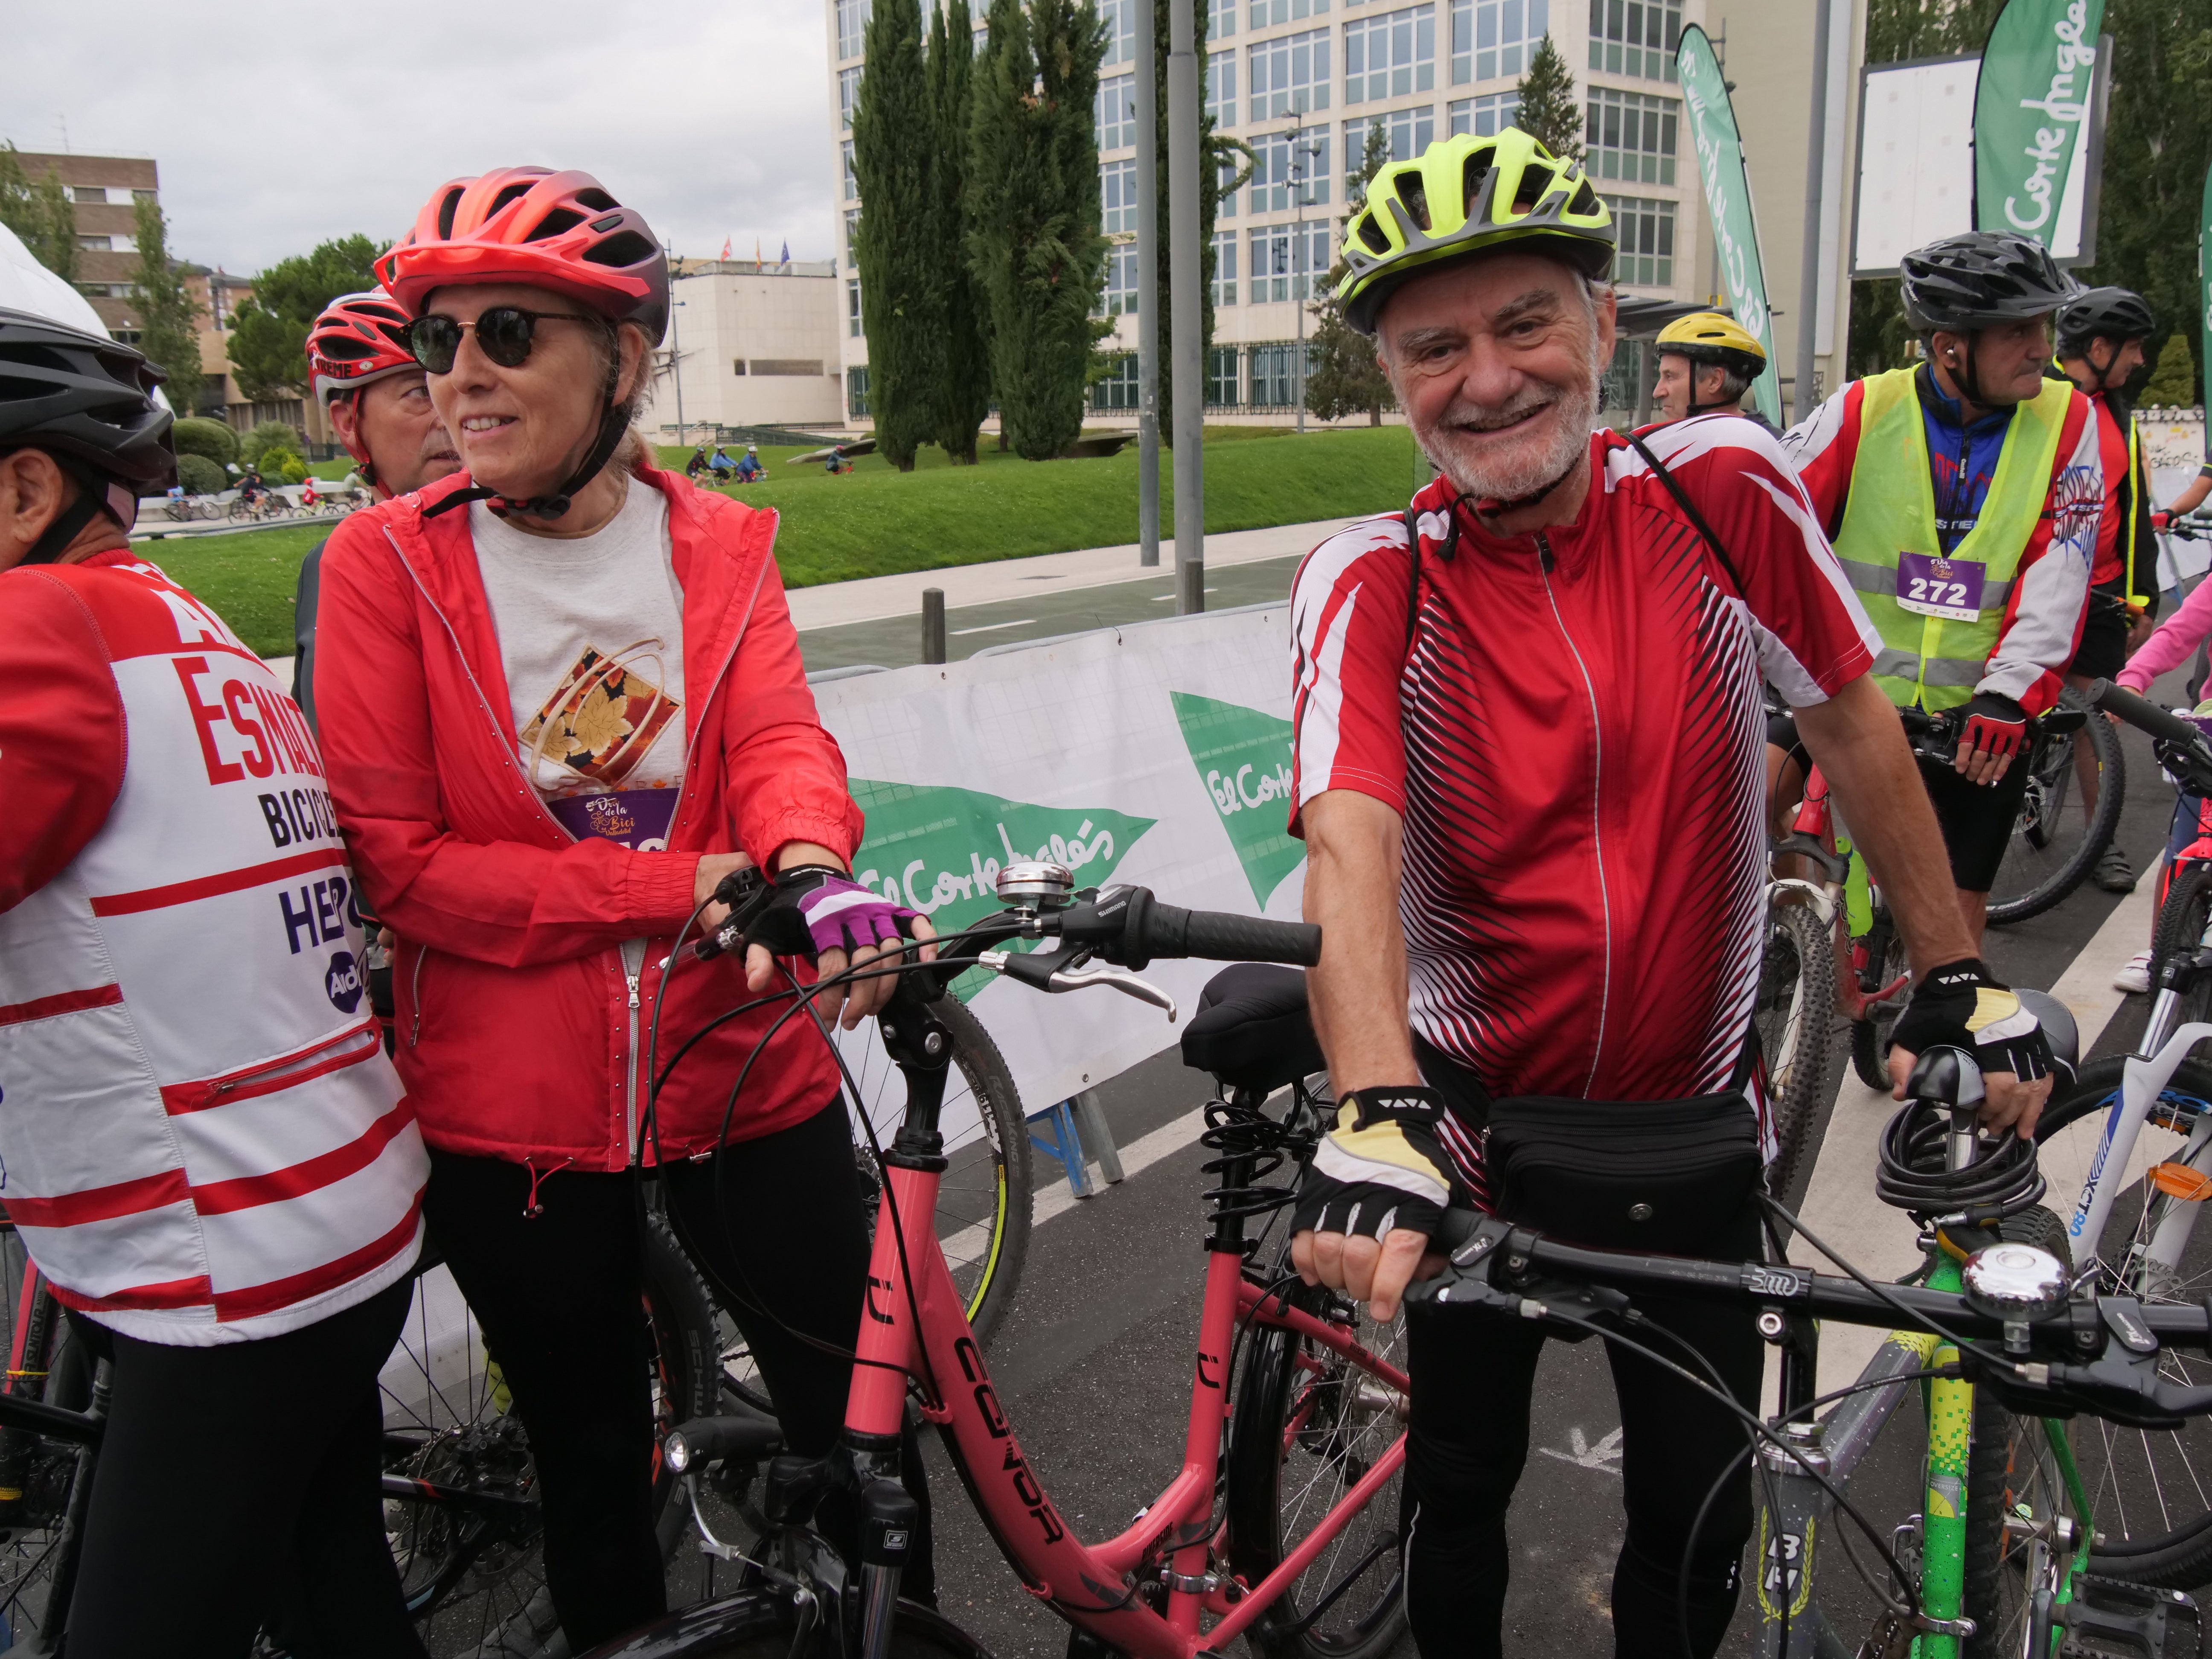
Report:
142,425,1421,658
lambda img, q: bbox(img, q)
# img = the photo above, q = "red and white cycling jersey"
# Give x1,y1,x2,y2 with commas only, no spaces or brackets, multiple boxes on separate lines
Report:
1291,419,1880,1138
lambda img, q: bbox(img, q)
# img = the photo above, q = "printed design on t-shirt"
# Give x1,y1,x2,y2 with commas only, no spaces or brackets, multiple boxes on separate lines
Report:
518,642,681,792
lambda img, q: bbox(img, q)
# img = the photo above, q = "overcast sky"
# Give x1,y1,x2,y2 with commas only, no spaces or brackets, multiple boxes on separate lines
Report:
2,0,836,276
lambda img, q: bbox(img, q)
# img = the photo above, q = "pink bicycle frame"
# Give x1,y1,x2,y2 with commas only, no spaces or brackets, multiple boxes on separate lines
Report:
844,1161,1410,1658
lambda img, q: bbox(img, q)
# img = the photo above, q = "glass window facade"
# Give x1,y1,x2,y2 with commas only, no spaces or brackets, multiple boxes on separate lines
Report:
1344,5,1435,104
1249,224,1334,303
1102,158,1141,234
1249,343,1302,406
839,66,862,131
1218,152,1243,218
847,365,871,419
1249,27,1331,120
1091,354,1141,411
1251,0,1328,24
842,140,858,202
1605,192,1674,288
847,279,864,338
1212,229,1240,305
1207,56,1237,127
1099,0,1138,67
1099,74,1138,150
1344,106,1435,197
1446,90,1519,135
1099,244,1141,315
844,208,860,269
1247,129,1331,214
836,0,871,61
1449,0,1547,85
1209,0,1238,38
1208,345,1243,406
1586,87,1677,185
1589,0,1681,81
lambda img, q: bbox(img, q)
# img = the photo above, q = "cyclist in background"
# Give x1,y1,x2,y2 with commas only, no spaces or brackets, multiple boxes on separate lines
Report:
1648,311,1770,429
736,442,765,482
0,309,429,1657
2055,285,2161,897
314,167,934,1650
1283,130,2050,1659
292,289,462,733
1784,231,2101,951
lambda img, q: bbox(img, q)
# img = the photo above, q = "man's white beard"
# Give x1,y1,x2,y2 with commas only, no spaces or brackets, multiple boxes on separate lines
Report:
1417,340,1605,504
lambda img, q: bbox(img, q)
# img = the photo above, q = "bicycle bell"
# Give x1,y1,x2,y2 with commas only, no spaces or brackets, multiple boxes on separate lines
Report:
1961,1241,2069,1334
995,860,1076,917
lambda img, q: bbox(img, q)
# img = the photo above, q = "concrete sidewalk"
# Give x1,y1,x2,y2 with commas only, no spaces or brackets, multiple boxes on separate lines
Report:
783,515,1366,632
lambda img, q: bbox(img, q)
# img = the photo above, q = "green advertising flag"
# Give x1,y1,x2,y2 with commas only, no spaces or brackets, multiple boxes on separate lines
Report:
1674,26,1783,427
849,778,1156,1000
1168,692,1306,909
1972,0,2105,246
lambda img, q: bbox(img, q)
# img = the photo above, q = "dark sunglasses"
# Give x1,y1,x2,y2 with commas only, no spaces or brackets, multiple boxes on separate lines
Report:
405,307,595,374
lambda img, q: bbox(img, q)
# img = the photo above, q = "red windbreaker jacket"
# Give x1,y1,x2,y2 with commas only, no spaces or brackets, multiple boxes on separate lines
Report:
313,464,860,1170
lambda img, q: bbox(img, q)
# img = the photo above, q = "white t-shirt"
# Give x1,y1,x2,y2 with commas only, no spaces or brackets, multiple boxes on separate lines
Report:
470,482,688,850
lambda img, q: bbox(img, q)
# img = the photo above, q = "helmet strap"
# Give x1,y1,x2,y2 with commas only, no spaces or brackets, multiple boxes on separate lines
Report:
425,325,633,523
22,457,132,566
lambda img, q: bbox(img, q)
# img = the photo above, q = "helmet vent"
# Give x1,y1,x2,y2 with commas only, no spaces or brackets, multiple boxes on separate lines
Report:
574,188,618,212
1512,163,1550,215
1461,155,1494,218
0,374,51,402
486,182,534,221
1569,180,1598,215
585,230,657,269
1355,210,1391,255
436,188,465,241
1394,170,1432,232
529,208,586,242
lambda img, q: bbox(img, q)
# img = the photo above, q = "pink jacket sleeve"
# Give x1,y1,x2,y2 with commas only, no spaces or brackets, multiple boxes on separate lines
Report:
2118,577,2212,694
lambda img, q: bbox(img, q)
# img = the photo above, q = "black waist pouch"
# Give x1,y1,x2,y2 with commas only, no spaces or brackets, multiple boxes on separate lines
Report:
1484,1091,1762,1254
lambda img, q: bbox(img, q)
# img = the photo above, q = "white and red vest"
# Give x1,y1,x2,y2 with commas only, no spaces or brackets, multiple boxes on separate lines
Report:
0,554,426,1345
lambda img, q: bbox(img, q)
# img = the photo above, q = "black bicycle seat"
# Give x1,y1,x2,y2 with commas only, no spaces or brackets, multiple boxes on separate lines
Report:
1181,963,1326,1094
2014,988,2080,1079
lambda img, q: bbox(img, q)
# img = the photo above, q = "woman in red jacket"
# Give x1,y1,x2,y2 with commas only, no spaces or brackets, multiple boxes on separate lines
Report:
313,169,932,1650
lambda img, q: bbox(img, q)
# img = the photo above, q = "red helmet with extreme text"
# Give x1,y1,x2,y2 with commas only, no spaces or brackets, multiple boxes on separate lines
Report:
306,288,417,412
374,167,668,345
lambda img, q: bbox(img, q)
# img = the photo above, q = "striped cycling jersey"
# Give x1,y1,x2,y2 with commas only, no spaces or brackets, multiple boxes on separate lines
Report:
1289,419,1880,1182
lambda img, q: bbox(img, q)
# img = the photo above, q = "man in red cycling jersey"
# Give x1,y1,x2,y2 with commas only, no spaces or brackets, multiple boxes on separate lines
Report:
1283,130,2053,1658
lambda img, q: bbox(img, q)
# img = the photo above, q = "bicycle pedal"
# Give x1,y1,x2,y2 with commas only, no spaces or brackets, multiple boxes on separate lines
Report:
2061,1575,2202,1659
1855,1609,1912,1659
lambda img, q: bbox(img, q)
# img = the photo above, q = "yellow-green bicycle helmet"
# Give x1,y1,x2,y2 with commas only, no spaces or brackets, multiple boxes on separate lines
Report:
1338,128,1615,336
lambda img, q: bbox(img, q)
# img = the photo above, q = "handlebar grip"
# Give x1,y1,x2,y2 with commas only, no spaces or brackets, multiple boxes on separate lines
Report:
2091,678,2209,749
1144,902,1323,966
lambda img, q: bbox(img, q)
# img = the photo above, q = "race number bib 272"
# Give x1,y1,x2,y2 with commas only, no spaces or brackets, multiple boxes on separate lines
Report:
1895,552,1986,623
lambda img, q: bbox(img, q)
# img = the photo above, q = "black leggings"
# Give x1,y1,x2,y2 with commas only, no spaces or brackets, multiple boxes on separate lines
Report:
1399,1206,1765,1659
422,1100,931,1652
65,1275,425,1659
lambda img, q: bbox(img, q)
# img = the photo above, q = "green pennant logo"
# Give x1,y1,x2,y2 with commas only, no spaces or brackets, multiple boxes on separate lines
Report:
849,779,1156,1001
1168,691,1305,910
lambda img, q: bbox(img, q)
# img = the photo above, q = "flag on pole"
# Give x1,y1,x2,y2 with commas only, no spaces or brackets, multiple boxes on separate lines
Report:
755,238,763,272
1674,25,1784,426
779,240,792,272
1971,0,2107,246
720,237,732,260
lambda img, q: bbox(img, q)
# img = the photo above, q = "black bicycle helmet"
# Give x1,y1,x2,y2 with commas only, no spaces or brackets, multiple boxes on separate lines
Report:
0,307,175,564
2058,285,2155,355
1898,232,2078,334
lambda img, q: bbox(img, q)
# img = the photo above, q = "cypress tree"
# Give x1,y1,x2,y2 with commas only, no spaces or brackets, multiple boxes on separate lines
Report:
968,0,1110,460
853,0,937,471
929,0,992,463
1513,37,1584,163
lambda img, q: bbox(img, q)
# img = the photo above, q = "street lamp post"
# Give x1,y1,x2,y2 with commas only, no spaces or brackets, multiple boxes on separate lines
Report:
667,260,689,450
1278,112,1324,434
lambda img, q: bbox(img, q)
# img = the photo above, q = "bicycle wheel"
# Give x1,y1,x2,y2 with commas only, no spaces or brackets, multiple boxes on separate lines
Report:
719,998,1031,1410
1848,920,1910,1094
1756,898,1834,1202
1986,689,2124,925
0,1234,94,1646
1224,1279,1408,1659
2153,865,2212,1033
2034,1056,2212,1588
585,1588,988,1657
1961,1206,2078,1657
380,1212,718,1657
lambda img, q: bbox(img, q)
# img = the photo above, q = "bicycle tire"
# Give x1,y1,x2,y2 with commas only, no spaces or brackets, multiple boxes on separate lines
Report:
0,1239,93,1645
1848,922,1910,1094
1986,689,2125,926
719,997,1032,1411
2153,865,2212,1034
2032,1054,2212,1589
1756,899,1834,1203
1962,1206,2075,1657
380,1211,719,1658
584,1589,989,1657
1223,1278,1408,1659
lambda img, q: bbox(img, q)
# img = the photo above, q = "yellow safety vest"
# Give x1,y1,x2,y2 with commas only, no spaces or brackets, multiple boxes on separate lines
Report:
1829,366,2074,711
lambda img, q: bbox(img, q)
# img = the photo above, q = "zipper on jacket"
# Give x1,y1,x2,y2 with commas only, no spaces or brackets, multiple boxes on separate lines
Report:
195,1023,382,1108
1535,532,1613,1094
408,947,428,1048
622,938,646,1164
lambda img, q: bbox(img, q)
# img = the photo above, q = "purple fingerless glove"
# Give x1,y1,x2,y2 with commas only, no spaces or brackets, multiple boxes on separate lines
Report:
745,865,918,960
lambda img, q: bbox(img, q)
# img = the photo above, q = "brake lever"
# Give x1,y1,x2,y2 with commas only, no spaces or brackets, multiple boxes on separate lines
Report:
978,948,1179,1019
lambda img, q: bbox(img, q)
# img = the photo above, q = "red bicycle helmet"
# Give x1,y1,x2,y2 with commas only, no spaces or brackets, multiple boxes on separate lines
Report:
306,288,418,411
376,168,668,345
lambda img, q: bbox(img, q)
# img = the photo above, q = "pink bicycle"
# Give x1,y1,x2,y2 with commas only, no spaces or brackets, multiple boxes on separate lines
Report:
593,864,1409,1659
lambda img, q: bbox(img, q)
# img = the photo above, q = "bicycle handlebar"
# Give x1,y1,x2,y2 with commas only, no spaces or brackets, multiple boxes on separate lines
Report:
2086,678,2212,795
1416,1208,2212,1428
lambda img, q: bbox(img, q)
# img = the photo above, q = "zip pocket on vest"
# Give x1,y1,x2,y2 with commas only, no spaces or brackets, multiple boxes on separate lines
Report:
160,1023,382,1115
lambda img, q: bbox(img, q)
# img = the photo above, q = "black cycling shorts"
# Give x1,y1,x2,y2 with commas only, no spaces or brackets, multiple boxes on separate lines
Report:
2068,578,2131,681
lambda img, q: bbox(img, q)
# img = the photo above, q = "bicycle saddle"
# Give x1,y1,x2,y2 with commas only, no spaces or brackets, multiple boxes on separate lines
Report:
1181,963,1326,1095
2013,987,2080,1082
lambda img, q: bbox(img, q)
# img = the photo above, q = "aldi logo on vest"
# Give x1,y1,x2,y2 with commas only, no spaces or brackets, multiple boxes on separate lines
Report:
325,950,364,1013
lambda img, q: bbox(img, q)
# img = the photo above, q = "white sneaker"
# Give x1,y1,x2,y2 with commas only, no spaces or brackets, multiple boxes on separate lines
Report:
2114,949,2153,995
